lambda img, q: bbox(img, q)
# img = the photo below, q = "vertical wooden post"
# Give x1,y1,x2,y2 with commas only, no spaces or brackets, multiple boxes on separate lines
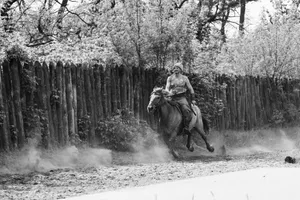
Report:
65,63,75,144
94,64,103,120
10,59,25,148
49,62,58,145
76,64,83,120
62,62,69,145
43,62,52,148
142,68,148,121
100,65,107,118
115,66,121,110
105,67,112,117
110,66,117,114
120,65,127,109
84,64,95,145
22,61,35,138
71,63,78,142
128,67,133,112
133,67,140,119
0,63,9,151
36,61,50,148
56,61,64,146
89,65,96,146
237,76,243,129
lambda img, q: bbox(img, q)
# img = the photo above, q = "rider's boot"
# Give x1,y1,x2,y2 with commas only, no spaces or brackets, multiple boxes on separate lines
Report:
182,109,193,151
182,108,192,133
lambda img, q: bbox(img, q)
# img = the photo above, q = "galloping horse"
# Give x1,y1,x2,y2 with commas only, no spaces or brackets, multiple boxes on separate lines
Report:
147,87,214,158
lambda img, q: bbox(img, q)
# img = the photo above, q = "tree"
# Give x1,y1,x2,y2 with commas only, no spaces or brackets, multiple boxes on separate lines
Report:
0,0,19,32
216,0,300,78
239,0,246,36
192,0,258,42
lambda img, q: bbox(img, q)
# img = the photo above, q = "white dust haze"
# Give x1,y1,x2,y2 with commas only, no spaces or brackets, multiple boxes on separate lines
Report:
208,127,300,156
0,141,112,174
0,127,171,174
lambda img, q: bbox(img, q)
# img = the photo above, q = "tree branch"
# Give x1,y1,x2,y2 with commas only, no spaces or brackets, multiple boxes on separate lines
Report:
26,39,54,47
174,0,188,9
54,0,96,27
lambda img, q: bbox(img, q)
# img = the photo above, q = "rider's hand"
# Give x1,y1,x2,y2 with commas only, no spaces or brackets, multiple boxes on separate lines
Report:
192,100,196,105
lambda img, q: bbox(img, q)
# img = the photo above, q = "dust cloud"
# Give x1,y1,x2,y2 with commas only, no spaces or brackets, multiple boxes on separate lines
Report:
209,127,300,156
0,127,172,174
130,128,172,163
1,127,299,174
0,140,112,174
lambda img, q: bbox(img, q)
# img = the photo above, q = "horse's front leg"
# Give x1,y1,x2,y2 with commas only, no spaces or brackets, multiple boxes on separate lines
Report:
162,132,180,159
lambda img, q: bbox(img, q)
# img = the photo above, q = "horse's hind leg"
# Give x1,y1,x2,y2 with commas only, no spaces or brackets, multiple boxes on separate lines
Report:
195,126,214,152
186,130,194,152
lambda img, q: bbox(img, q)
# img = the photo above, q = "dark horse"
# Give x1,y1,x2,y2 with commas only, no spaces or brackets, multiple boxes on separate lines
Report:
147,87,214,158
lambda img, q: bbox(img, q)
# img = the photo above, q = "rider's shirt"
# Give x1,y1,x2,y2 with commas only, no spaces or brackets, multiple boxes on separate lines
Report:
169,74,187,95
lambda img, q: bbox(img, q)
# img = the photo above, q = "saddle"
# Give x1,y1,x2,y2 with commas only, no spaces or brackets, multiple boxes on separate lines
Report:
167,99,182,113
167,99,197,132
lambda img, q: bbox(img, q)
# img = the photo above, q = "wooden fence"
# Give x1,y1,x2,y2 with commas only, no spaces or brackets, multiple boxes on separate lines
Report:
0,59,299,151
213,75,300,130
0,59,160,150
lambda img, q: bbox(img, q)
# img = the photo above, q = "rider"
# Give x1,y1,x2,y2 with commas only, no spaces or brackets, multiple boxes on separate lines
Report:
165,62,196,133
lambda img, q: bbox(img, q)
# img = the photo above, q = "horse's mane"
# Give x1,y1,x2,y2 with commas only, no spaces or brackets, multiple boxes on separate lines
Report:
151,87,182,116
152,87,171,97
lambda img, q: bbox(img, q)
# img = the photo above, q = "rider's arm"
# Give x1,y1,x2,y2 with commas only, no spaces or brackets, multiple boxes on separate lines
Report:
185,76,195,94
165,76,171,92
185,76,196,102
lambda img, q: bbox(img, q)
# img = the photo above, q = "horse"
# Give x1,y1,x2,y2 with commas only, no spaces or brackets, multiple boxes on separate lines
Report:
147,87,214,158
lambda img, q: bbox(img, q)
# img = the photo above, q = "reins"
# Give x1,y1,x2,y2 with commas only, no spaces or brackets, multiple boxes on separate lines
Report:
151,90,167,111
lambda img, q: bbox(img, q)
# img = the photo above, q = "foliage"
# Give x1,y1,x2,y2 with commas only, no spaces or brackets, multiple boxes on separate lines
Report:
77,115,91,143
95,109,158,152
192,29,224,74
216,1,300,78
270,108,285,126
0,33,30,62
283,102,300,124
22,106,41,137
0,0,226,70
189,73,226,123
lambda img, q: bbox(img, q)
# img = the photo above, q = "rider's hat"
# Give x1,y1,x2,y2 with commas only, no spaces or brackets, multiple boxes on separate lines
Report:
172,62,183,72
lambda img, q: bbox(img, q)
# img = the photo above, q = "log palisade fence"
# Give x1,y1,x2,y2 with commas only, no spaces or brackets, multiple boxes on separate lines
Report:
0,59,300,151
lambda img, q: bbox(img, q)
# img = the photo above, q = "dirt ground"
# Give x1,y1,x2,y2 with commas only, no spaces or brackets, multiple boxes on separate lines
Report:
1,127,300,200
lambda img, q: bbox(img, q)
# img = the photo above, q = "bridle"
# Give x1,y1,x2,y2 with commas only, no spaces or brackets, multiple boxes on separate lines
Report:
149,90,167,112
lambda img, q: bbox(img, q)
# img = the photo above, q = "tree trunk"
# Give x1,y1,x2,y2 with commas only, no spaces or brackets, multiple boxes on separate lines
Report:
57,0,69,30
239,0,246,36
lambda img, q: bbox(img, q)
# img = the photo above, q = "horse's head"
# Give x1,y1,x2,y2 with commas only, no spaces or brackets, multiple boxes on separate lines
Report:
147,87,169,113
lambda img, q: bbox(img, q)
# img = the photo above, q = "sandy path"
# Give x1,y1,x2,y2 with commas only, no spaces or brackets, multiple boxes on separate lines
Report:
1,127,300,200
1,149,299,200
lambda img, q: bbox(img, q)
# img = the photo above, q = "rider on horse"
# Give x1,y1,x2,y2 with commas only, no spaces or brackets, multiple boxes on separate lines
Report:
165,62,196,134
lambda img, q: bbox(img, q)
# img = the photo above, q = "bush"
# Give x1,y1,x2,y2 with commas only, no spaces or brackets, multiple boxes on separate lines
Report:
95,109,158,152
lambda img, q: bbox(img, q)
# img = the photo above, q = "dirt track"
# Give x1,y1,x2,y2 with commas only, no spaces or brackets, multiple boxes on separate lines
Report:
1,127,300,200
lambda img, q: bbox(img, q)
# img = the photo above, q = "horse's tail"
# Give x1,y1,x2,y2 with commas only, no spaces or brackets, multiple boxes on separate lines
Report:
202,117,209,135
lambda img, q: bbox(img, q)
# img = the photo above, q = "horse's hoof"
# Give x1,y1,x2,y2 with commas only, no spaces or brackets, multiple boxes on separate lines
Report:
208,145,214,153
171,150,180,159
188,146,194,152
186,144,194,152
